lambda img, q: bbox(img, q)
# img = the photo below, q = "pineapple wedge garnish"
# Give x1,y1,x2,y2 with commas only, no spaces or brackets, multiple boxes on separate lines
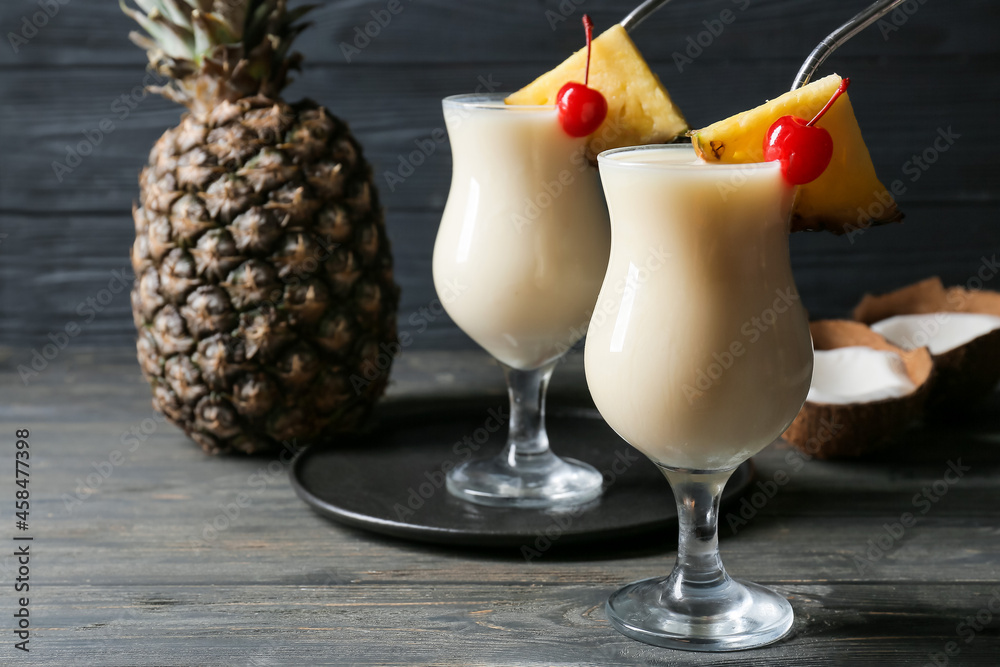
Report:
690,74,902,234
506,24,687,155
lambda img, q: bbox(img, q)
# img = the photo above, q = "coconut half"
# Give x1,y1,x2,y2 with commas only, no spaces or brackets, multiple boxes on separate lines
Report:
853,277,1000,411
807,346,917,404
783,320,933,459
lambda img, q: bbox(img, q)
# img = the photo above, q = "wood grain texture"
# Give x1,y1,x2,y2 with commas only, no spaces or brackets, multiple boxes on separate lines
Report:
0,0,998,348
2,206,997,347
1,60,996,213
2,0,997,66
1,348,999,665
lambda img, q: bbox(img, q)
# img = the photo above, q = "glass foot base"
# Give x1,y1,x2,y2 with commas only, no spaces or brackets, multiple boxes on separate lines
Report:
446,451,603,509
606,575,793,651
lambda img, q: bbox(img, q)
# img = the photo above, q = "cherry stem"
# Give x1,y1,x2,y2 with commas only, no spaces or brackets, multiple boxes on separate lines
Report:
583,14,594,87
807,77,851,127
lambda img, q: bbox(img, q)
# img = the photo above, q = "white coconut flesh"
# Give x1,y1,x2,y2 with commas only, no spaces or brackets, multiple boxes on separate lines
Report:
871,313,1000,355
807,346,917,405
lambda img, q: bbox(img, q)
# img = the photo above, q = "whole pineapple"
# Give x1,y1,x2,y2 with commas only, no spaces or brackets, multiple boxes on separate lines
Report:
124,0,400,454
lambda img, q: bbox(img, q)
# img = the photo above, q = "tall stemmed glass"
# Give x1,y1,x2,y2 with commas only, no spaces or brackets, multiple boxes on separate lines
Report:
432,94,611,508
585,145,814,649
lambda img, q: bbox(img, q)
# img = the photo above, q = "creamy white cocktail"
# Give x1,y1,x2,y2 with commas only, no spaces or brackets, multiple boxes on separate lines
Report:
585,144,813,651
433,96,610,370
586,146,813,471
432,94,610,508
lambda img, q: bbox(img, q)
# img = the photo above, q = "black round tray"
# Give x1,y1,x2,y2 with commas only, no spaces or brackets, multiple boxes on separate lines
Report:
290,397,754,548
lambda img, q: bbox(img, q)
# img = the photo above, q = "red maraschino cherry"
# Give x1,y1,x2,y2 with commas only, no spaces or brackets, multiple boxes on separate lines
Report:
556,15,608,137
764,78,851,185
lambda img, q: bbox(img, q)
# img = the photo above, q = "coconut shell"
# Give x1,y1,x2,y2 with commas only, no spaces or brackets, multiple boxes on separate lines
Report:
853,277,949,324
782,320,933,459
853,277,1000,411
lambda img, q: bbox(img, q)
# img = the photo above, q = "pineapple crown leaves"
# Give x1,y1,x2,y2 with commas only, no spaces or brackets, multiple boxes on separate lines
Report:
122,0,317,113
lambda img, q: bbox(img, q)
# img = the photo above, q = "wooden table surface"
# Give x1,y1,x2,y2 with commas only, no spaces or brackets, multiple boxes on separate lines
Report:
1,347,998,666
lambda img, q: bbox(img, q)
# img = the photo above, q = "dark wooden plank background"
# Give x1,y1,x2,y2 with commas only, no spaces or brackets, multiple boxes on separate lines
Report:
0,0,998,351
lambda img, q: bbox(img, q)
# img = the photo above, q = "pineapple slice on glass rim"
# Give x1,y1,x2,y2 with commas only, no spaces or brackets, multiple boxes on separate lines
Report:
506,23,688,157
689,74,902,235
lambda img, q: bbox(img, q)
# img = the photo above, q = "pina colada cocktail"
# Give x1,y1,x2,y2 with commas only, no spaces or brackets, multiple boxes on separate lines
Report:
586,145,813,650
432,94,610,508
433,96,610,372
586,146,813,472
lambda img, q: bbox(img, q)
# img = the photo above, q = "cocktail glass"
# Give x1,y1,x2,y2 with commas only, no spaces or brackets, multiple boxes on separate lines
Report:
585,145,813,649
432,93,611,508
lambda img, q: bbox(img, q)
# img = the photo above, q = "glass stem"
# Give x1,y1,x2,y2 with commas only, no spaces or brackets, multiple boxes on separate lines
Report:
500,361,558,464
660,467,737,611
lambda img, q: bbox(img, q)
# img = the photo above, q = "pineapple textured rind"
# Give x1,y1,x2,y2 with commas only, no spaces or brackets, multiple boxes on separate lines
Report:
132,97,400,455
124,0,400,454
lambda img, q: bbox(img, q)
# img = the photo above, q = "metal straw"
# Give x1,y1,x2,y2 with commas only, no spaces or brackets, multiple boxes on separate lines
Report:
791,0,907,90
621,0,907,90
620,0,677,33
